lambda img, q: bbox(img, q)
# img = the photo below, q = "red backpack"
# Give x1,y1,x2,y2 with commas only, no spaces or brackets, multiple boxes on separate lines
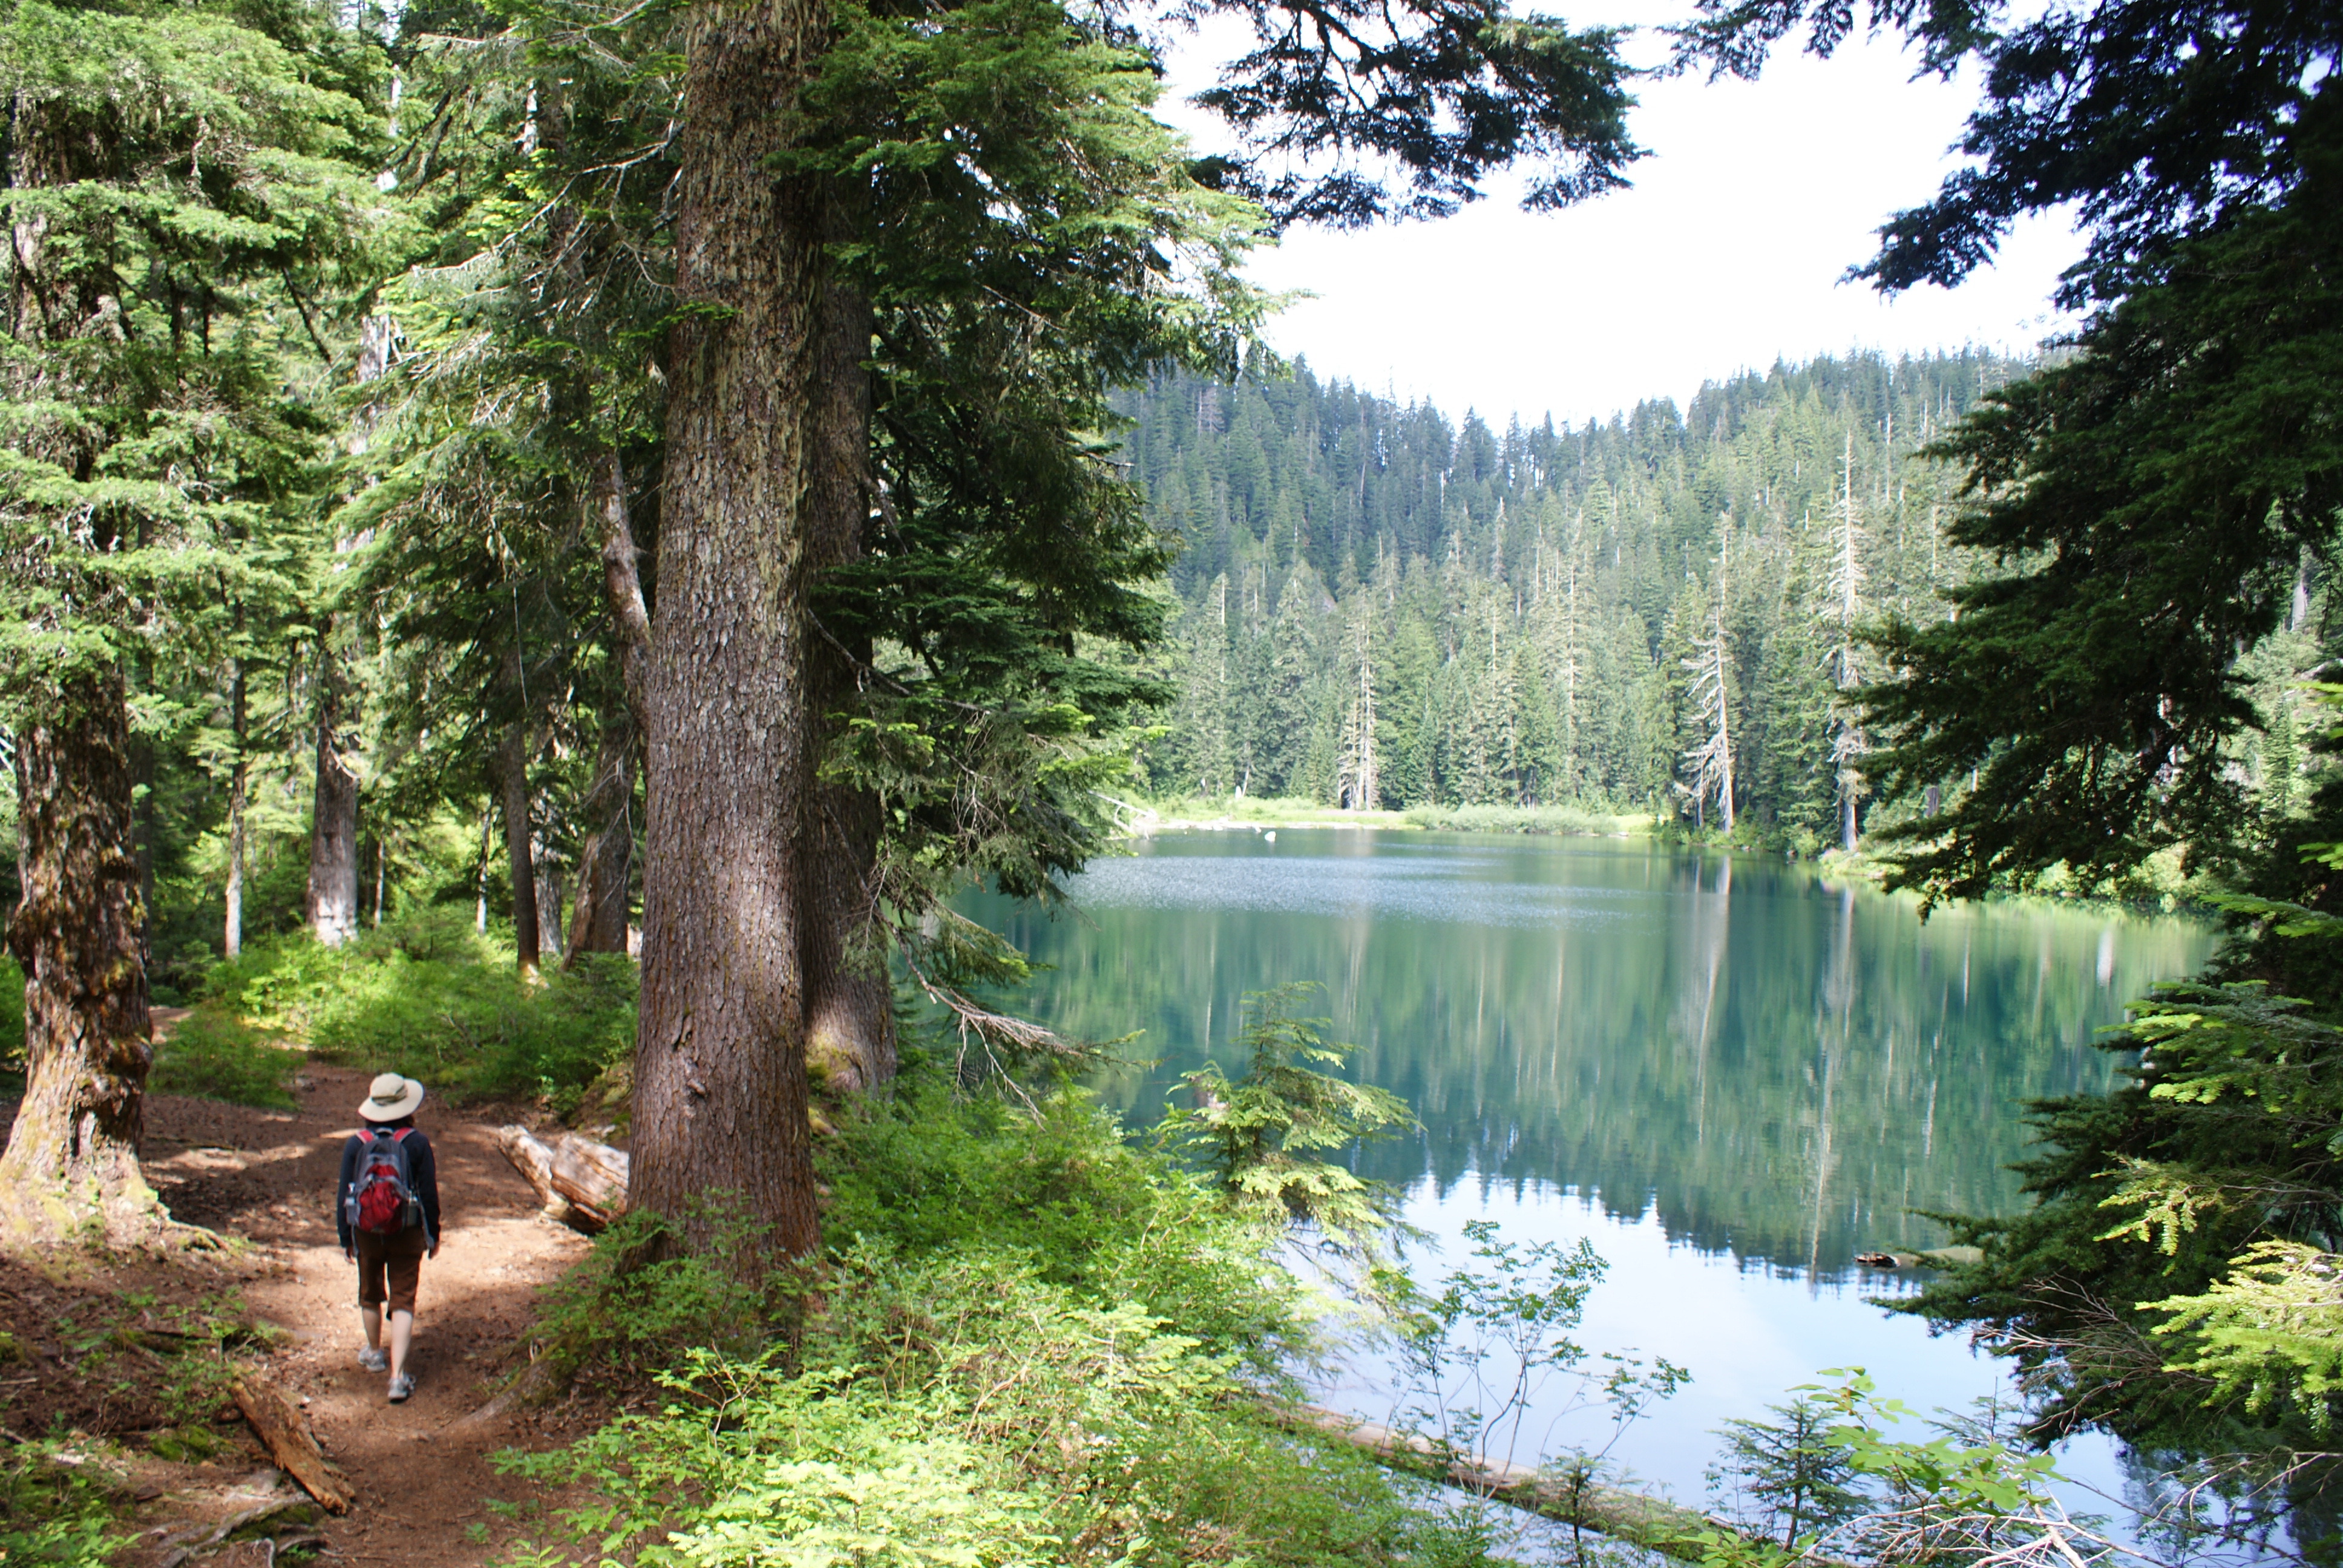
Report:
345,1128,421,1235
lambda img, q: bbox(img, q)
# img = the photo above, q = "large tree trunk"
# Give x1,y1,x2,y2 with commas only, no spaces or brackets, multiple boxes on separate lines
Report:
0,669,163,1249
800,275,894,1095
304,670,361,947
631,0,825,1262
565,725,635,963
498,720,542,978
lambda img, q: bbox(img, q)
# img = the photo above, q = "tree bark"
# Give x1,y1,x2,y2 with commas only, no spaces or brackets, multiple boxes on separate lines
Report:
305,668,361,948
498,721,541,978
0,668,163,1249
800,275,894,1095
631,0,825,1262
565,725,634,963
534,854,562,965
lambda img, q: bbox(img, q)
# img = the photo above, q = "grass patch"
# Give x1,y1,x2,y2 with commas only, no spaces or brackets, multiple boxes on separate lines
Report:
151,1005,300,1109
1126,794,1657,837
1136,792,1415,828
1403,802,1654,837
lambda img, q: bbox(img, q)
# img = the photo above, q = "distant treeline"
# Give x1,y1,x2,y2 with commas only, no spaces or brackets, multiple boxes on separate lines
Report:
1113,350,2025,846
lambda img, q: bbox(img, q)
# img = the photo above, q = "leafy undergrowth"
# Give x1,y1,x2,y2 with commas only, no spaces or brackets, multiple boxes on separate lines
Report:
499,1082,1487,1567
151,1005,302,1109
199,907,635,1112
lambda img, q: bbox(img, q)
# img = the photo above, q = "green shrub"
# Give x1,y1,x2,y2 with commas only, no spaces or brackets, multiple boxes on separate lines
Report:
531,1201,791,1383
1,956,23,1079
198,931,634,1107
499,1070,1526,1566
0,1440,125,1567
821,1080,1304,1370
150,1006,300,1109
506,1250,1469,1568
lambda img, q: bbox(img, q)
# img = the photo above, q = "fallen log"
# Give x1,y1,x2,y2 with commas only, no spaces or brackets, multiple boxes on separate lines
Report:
231,1376,351,1515
1274,1402,1820,1565
496,1125,628,1232
550,1131,628,1225
497,1125,563,1217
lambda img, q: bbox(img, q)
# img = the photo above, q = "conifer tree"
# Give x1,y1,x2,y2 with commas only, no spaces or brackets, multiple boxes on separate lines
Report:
0,0,387,1243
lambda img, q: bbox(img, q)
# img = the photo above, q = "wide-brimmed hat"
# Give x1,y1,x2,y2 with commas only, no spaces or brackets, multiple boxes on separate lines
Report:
358,1073,425,1122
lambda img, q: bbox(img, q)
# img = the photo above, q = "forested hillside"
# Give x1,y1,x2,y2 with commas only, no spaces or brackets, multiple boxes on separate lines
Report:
1120,351,2018,843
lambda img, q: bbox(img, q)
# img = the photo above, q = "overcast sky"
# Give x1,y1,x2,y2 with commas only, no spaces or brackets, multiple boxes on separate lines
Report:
1161,8,2085,429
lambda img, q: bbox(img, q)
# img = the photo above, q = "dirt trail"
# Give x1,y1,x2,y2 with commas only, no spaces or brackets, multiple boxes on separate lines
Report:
136,1063,597,1563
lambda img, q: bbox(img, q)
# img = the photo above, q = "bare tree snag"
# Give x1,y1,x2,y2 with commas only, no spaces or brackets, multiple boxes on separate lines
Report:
631,0,825,1262
591,445,650,739
0,669,165,1250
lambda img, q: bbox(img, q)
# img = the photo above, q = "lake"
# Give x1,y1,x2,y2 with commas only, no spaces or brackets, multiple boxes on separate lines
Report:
962,829,2216,1512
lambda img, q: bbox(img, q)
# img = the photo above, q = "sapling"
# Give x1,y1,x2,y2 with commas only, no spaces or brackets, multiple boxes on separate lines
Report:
1376,1218,1688,1515
1706,1396,1868,1549
1159,982,1417,1255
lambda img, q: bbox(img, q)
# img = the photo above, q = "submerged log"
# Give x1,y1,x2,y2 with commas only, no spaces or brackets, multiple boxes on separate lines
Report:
1276,1402,1785,1564
496,1126,628,1231
232,1376,351,1514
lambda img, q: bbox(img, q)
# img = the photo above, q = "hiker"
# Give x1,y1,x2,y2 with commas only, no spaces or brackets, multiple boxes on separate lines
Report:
336,1073,442,1403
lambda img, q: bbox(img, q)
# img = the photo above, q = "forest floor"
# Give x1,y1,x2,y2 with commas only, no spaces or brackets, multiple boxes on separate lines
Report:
1,1051,610,1567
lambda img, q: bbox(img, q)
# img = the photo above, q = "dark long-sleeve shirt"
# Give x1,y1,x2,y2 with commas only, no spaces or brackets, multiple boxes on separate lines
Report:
335,1126,442,1250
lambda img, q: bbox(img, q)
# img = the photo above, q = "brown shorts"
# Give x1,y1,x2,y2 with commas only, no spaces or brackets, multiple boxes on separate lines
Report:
354,1227,428,1315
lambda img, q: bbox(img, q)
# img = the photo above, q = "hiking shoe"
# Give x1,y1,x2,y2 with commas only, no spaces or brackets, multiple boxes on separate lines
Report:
387,1373,415,1404
358,1347,388,1373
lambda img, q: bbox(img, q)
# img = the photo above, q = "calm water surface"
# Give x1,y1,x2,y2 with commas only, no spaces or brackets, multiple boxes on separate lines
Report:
963,830,2216,1508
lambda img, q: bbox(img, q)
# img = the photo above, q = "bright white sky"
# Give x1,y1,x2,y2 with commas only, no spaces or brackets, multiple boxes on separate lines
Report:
1161,7,2085,428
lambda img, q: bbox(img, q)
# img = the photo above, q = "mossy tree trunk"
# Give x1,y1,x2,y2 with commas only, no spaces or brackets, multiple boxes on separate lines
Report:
0,668,163,1249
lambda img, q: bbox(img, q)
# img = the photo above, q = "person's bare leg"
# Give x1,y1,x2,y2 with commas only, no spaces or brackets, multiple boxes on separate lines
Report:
361,1305,382,1352
388,1309,413,1380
